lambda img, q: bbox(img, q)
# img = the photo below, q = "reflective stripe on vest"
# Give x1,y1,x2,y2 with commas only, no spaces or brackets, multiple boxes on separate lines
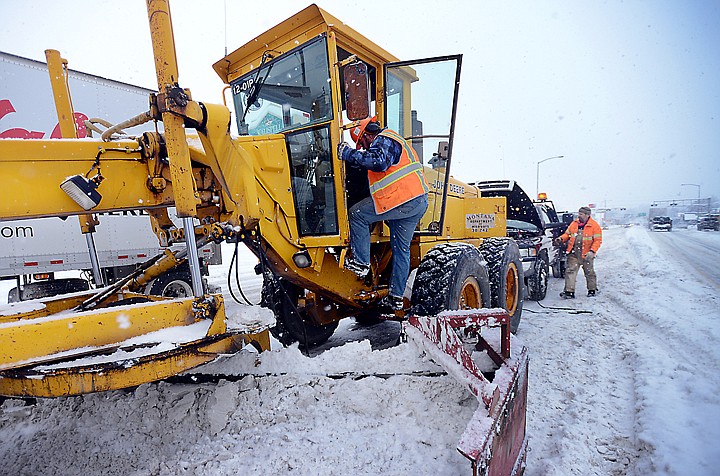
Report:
369,161,424,194
367,129,428,213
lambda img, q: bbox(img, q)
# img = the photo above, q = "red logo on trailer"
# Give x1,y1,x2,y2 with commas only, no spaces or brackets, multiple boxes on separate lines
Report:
0,99,88,138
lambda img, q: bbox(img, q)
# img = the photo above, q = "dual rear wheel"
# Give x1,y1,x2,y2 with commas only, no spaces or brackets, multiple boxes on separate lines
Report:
265,238,525,348
411,239,524,334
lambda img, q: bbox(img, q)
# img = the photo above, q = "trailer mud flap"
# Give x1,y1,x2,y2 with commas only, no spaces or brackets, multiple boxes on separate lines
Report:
405,310,528,476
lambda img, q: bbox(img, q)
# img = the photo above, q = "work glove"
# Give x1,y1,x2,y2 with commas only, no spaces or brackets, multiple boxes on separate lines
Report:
337,142,352,161
553,237,563,247
585,251,595,260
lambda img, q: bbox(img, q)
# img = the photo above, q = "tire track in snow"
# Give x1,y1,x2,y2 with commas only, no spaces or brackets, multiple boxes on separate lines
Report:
592,227,720,474
647,230,720,289
604,227,720,369
521,278,641,475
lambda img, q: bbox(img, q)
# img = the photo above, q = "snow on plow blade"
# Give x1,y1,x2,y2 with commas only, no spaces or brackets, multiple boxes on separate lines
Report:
405,309,528,476
0,292,270,397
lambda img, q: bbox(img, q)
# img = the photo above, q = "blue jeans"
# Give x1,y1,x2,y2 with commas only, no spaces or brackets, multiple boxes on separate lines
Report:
349,194,428,297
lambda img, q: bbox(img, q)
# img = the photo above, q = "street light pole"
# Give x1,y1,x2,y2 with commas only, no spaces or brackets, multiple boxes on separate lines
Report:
536,155,564,199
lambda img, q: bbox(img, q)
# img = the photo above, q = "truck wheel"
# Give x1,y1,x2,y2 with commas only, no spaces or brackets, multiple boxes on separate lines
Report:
148,272,193,298
552,257,566,278
262,276,338,347
528,254,549,301
411,243,490,316
478,237,524,333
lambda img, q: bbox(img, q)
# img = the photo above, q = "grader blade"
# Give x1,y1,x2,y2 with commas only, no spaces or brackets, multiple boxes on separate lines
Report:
0,291,270,397
405,310,528,476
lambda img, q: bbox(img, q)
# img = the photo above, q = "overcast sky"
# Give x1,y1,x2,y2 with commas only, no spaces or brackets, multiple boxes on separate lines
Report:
1,0,718,211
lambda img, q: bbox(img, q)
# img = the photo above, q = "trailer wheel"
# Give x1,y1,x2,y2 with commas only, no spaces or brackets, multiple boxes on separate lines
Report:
411,243,490,316
528,253,549,301
262,276,338,347
479,237,524,333
148,272,194,298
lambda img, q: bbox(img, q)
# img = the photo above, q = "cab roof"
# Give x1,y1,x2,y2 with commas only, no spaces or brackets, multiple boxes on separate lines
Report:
212,4,400,84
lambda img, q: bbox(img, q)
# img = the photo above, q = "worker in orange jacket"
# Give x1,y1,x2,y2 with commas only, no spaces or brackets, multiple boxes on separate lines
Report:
554,206,603,298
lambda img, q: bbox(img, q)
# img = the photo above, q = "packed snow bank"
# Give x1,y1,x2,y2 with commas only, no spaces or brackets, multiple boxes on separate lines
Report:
1,226,719,475
523,226,720,475
0,339,475,476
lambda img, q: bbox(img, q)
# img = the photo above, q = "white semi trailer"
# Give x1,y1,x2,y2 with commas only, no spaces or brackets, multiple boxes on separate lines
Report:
0,51,218,301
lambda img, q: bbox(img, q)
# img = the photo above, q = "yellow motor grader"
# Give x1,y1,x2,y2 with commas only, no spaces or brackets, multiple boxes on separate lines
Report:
0,3,528,474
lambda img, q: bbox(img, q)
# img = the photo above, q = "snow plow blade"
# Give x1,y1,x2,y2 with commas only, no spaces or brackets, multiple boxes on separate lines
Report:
0,291,270,397
405,309,528,476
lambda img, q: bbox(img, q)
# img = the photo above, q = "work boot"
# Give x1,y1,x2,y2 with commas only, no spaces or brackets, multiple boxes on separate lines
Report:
587,290,597,297
344,256,369,278
379,295,404,311
559,291,575,299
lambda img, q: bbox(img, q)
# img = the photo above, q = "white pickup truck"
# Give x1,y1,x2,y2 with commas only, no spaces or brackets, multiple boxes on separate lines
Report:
0,51,219,301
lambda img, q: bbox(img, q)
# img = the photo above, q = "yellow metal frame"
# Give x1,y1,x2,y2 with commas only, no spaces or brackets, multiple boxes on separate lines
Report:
0,3,515,397
0,293,203,370
0,333,269,397
0,289,270,397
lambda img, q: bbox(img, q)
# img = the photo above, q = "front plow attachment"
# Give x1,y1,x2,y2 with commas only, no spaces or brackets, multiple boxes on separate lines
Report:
405,309,529,476
0,291,269,397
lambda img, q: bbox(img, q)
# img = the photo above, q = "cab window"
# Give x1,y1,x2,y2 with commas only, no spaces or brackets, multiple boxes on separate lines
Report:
286,126,338,236
231,36,333,135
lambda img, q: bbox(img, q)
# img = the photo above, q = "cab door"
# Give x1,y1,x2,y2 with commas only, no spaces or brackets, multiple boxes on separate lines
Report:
383,55,462,235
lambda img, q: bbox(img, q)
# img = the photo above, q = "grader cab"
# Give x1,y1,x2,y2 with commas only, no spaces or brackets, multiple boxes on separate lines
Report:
214,4,524,344
0,3,527,474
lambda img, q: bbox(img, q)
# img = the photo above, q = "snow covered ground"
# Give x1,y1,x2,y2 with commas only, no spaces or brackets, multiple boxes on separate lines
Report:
1,226,719,475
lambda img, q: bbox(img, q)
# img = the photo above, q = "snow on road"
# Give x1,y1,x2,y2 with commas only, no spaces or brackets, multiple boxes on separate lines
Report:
524,226,720,475
1,226,719,475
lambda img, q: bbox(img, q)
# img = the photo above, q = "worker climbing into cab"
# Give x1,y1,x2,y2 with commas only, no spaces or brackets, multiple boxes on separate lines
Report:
338,117,429,311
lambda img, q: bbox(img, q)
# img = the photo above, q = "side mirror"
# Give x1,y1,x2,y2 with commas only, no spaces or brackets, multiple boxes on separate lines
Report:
343,61,371,121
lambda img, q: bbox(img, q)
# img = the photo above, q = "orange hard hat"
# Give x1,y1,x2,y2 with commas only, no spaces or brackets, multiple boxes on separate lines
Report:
350,116,377,143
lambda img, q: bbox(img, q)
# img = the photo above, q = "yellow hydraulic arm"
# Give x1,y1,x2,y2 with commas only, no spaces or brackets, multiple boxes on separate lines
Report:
0,0,269,397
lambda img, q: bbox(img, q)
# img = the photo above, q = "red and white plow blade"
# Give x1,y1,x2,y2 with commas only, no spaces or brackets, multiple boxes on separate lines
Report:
405,309,529,476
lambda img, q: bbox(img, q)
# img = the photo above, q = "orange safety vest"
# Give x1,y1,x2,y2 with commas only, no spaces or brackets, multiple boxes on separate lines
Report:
560,217,603,258
367,129,429,214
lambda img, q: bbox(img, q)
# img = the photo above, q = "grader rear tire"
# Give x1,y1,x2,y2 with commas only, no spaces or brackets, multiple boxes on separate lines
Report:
411,243,491,316
479,237,524,334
